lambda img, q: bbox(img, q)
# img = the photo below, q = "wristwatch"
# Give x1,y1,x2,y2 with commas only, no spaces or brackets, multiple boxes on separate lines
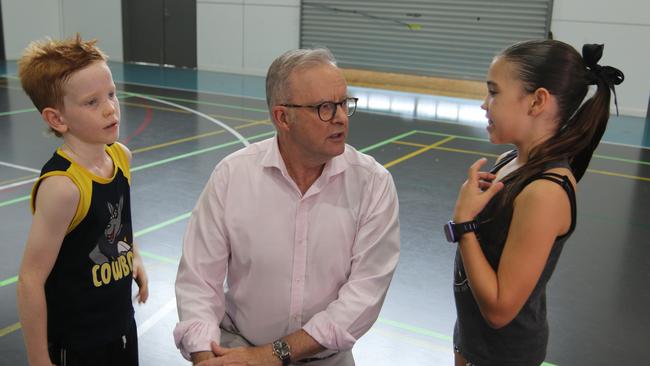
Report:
272,339,291,366
443,220,479,243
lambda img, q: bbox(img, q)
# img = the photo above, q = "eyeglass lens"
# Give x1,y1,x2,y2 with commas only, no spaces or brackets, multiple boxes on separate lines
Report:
317,98,357,121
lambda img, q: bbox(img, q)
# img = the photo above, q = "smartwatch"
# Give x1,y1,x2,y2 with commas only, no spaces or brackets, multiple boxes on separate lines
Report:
272,339,291,366
443,220,479,243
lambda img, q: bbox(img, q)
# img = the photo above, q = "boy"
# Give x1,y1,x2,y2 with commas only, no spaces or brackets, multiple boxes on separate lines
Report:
16,34,148,366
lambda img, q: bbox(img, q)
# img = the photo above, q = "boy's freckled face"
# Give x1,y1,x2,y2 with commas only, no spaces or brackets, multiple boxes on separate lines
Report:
59,61,120,144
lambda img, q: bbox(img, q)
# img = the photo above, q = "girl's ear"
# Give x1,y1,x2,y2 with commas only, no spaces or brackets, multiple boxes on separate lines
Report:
42,107,68,134
528,87,551,116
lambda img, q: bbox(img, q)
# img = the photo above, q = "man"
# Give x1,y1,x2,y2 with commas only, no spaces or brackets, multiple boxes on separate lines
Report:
174,48,400,366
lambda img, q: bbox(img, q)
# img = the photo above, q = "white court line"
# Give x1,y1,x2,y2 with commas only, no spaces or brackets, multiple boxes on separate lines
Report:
0,160,40,173
0,161,40,191
138,298,177,337
122,92,251,148
0,177,38,191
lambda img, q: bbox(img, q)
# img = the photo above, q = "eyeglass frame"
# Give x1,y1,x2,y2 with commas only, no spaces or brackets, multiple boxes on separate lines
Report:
279,97,359,122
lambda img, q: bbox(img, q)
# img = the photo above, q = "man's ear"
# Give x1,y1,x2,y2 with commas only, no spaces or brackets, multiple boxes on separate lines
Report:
528,87,551,116
42,107,68,134
271,105,291,131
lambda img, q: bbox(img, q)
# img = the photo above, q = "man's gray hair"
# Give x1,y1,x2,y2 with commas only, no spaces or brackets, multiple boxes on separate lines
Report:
265,48,337,109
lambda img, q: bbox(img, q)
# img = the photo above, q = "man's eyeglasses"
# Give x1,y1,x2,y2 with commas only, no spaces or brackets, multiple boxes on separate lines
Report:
280,97,359,122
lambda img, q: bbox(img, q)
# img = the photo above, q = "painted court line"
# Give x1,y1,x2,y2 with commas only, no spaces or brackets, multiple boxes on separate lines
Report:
131,120,270,154
0,177,38,191
384,136,456,168
124,91,268,114
121,92,251,148
122,100,269,124
393,138,650,182
137,298,177,337
415,129,650,166
0,173,38,186
0,161,40,173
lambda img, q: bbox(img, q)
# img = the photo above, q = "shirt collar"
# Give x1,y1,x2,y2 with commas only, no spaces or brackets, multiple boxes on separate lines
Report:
260,135,349,181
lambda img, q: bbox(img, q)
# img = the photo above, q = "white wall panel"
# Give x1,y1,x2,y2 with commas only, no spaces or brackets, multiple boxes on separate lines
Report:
197,2,244,73
551,21,649,117
1,0,62,59
552,0,649,117
61,0,123,61
243,4,300,75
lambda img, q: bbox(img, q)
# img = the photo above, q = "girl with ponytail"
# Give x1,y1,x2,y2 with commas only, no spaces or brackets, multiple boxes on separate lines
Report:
447,40,623,366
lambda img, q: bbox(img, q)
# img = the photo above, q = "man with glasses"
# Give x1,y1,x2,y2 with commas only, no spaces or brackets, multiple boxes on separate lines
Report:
174,48,400,366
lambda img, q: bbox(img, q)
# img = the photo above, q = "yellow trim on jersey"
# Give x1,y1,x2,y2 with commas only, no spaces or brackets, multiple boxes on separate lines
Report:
106,143,131,184
30,144,131,234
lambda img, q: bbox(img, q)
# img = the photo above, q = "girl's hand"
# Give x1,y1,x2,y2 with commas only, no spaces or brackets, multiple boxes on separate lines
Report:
453,158,504,222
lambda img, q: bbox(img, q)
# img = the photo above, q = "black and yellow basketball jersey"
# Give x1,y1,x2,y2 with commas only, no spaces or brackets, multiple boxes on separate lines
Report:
31,143,135,348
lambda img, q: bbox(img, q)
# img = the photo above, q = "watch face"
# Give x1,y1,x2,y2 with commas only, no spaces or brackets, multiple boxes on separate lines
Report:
443,222,455,242
273,339,291,359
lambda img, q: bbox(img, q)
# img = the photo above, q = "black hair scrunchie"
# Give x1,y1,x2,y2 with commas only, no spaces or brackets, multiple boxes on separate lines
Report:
582,44,624,114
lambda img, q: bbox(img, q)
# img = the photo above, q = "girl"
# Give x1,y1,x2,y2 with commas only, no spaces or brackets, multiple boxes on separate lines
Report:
447,40,623,365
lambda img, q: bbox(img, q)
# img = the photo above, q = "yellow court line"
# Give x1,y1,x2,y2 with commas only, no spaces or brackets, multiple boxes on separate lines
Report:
0,173,38,187
384,136,456,169
131,119,270,154
394,140,500,158
0,322,20,337
392,140,430,148
434,146,500,158
122,101,269,124
392,140,650,181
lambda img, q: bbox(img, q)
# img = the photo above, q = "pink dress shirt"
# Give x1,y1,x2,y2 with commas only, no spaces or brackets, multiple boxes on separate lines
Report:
174,137,400,360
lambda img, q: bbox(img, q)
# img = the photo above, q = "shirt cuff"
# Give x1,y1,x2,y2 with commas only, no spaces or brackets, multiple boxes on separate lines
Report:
302,312,357,351
173,320,221,361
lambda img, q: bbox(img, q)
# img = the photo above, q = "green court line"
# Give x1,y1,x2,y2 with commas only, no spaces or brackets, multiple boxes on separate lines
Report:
414,130,650,166
134,212,192,237
0,276,18,287
138,250,179,265
358,130,419,153
377,317,452,342
0,107,37,117
0,195,30,208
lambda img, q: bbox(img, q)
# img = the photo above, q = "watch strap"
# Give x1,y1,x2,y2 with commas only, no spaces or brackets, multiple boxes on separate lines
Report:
444,219,479,242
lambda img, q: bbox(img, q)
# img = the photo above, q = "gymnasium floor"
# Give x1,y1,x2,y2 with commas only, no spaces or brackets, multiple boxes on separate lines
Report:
0,62,649,365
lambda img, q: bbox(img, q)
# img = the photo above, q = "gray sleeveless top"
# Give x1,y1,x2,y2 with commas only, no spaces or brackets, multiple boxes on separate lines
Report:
453,150,577,366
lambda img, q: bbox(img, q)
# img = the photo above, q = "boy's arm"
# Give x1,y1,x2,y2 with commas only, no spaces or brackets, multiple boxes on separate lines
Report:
131,243,149,303
17,176,79,366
